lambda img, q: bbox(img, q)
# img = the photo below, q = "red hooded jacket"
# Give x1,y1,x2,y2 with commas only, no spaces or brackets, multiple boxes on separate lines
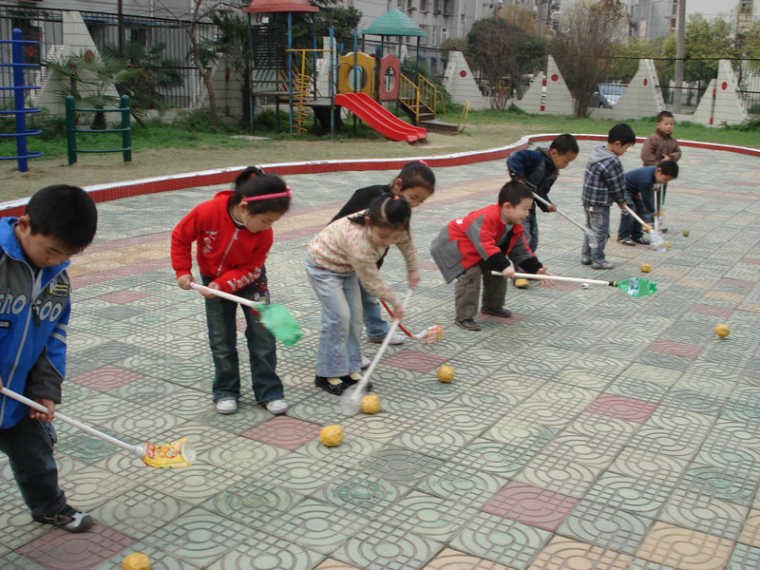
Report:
171,191,272,293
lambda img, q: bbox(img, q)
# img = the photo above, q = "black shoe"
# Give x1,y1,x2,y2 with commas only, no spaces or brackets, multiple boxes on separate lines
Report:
34,505,93,533
341,373,373,392
633,236,651,245
581,257,592,266
315,375,344,395
455,319,481,331
618,238,636,246
481,307,512,318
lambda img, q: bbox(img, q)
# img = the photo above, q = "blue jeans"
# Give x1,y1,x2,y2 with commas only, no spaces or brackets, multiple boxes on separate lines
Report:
582,205,610,262
202,275,283,404
304,254,362,377
0,417,66,517
618,195,650,241
522,208,539,252
361,284,390,340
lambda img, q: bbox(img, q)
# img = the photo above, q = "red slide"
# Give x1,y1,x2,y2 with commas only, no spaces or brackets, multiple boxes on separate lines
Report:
335,92,426,144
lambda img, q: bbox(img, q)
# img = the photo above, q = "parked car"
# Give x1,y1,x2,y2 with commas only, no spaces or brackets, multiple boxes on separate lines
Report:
592,83,627,108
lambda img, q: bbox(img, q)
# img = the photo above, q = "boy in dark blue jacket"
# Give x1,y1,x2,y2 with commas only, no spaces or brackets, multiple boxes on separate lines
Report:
0,185,98,532
618,160,679,246
507,133,579,253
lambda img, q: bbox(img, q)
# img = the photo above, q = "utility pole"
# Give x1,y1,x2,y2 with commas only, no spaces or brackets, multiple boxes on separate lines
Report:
673,0,686,112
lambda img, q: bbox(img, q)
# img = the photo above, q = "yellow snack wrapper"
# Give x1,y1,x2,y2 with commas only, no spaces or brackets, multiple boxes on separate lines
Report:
142,437,194,468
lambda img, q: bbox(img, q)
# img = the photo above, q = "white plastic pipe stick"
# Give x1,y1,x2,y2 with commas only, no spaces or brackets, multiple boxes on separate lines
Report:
492,270,611,287
531,192,588,234
623,205,653,232
190,282,263,308
0,386,144,457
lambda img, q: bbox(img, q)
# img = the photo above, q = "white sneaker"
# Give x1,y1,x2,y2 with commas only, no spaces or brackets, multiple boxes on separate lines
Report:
265,399,289,415
369,330,406,345
361,355,371,369
215,398,237,415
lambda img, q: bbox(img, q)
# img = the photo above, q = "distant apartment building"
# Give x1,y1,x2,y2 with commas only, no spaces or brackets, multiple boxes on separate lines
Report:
626,0,759,39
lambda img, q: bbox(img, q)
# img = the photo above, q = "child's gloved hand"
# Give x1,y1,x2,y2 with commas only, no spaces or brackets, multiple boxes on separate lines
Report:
177,274,194,290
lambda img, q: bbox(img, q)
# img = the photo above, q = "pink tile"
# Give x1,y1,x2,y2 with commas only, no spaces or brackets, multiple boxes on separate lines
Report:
587,394,657,423
483,481,577,531
742,258,760,265
69,365,142,391
648,340,702,359
97,290,149,304
718,278,755,289
383,350,448,373
242,416,322,450
19,524,133,570
689,304,734,318
477,312,527,323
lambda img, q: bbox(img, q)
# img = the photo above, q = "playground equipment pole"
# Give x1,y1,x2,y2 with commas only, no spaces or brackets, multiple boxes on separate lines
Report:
247,13,254,133
352,29,358,135
65,96,77,166
329,27,335,142
288,12,294,135
121,95,131,162
11,29,29,173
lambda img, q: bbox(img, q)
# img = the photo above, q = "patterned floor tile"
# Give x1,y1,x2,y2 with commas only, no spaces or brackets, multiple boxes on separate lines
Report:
528,536,634,570
739,508,760,547
584,473,671,518
19,525,134,570
484,418,556,450
453,439,538,478
382,350,449,373
483,481,577,531
450,511,551,570
360,446,444,485
558,500,654,555
660,487,748,539
312,468,409,518
728,542,760,570
677,464,757,506
0,552,46,570
586,393,657,423
425,548,514,569
609,447,687,489
207,535,323,570
202,435,286,475
313,559,360,570
418,461,508,509
332,519,442,570
515,453,599,499
541,431,624,470
241,415,322,450
635,521,734,569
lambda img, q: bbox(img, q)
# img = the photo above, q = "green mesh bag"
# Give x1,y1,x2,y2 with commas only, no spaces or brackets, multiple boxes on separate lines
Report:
258,304,303,346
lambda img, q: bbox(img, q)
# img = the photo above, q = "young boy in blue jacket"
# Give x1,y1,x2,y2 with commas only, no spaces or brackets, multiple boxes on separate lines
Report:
0,185,98,532
507,133,579,253
618,160,679,246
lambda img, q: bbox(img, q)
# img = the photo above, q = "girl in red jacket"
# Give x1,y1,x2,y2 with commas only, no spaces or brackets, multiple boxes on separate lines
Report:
171,174,291,415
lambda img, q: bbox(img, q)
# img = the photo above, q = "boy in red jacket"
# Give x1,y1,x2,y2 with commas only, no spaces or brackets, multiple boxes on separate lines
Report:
171,174,291,415
430,180,548,331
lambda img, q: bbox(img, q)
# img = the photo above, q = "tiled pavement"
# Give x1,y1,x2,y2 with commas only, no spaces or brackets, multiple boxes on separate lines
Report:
1,141,760,569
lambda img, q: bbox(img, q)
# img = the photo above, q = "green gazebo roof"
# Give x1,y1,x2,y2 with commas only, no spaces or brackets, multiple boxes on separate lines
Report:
363,9,426,37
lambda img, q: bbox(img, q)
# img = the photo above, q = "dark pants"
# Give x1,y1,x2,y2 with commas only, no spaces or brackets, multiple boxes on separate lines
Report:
202,275,283,404
618,195,651,241
0,416,66,517
454,262,508,321
522,208,539,253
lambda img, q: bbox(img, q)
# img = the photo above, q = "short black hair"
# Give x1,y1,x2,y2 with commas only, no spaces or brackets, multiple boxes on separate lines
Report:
234,166,265,189
26,185,97,252
232,174,291,215
550,133,579,155
394,160,435,193
657,159,679,178
608,123,636,146
350,194,411,231
656,110,674,123
498,180,534,206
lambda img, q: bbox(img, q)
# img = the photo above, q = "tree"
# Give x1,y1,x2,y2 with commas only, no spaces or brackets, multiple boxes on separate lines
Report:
550,0,627,117
497,4,540,36
187,0,218,123
466,16,546,109
743,22,760,74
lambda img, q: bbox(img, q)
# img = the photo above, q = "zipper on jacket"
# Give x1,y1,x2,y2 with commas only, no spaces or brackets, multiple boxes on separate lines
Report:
216,227,240,277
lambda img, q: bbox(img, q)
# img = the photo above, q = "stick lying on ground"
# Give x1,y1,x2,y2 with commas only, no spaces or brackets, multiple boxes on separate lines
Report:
379,299,443,344
342,289,413,416
491,270,657,297
0,386,195,468
190,282,302,346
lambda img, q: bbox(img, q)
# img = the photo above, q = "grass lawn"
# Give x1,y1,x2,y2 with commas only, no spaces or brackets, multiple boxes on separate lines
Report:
1,108,757,202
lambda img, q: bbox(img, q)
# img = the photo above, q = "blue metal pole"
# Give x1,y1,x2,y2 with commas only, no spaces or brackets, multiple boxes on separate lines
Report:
12,29,28,173
288,12,293,135
329,27,334,142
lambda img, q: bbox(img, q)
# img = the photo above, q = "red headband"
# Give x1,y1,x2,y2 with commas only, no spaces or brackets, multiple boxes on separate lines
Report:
243,187,291,202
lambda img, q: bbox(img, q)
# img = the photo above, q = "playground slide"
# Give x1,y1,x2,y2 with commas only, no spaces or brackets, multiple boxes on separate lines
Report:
335,92,426,144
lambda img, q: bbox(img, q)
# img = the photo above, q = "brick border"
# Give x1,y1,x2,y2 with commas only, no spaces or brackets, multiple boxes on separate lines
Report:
2,133,757,217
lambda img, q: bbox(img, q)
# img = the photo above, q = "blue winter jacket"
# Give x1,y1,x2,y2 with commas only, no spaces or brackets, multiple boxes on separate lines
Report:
0,217,70,429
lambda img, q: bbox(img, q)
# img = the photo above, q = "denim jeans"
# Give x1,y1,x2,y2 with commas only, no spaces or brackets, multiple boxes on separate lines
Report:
361,284,390,340
618,195,650,241
0,417,66,517
581,205,611,262
304,254,362,377
521,208,539,253
202,275,283,404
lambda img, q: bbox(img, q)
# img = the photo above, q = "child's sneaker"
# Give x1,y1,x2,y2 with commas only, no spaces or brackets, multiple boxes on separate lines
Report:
215,398,238,414
368,330,405,345
481,307,512,318
265,399,288,415
34,504,93,533
315,376,344,395
581,257,592,265
455,319,481,331
360,355,371,369
591,260,614,270
341,373,373,392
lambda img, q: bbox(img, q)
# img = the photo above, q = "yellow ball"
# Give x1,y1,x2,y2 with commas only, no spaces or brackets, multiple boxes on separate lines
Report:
714,324,730,339
360,394,381,414
665,241,671,250
320,425,344,447
437,365,455,383
514,278,530,289
682,230,689,237
640,263,651,273
122,553,151,570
